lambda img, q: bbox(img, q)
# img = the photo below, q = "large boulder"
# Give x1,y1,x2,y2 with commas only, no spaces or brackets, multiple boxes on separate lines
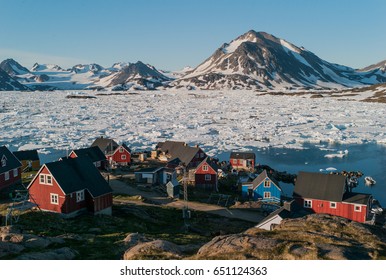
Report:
123,240,182,260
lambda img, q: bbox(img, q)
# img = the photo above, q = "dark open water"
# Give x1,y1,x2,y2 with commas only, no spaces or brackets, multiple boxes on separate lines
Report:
218,143,386,206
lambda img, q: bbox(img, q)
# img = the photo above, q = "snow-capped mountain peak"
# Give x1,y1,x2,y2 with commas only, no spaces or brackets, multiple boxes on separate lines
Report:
173,30,386,90
0,58,30,76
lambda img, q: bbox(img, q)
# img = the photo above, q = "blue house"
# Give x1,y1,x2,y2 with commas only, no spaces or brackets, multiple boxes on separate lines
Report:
241,170,282,203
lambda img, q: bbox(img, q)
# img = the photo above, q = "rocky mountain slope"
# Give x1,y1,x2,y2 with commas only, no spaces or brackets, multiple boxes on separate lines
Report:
173,30,386,90
0,59,170,91
1,30,386,91
0,68,30,91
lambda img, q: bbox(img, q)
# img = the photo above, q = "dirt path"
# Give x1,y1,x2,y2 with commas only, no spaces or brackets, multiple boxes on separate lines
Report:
109,177,265,223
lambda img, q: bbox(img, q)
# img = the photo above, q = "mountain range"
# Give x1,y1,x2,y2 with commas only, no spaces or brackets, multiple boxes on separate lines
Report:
1,30,386,91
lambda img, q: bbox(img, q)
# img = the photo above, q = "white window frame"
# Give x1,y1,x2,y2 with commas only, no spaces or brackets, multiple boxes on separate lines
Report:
121,154,126,160
4,171,9,181
330,202,337,209
205,174,211,181
304,200,312,208
354,205,361,212
1,156,6,167
95,161,101,167
76,190,85,202
263,192,271,199
264,180,271,188
39,174,46,184
50,193,59,205
119,147,124,153
13,168,18,177
202,165,208,171
46,175,53,185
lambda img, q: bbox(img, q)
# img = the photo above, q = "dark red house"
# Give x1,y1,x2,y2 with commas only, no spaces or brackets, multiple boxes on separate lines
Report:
195,157,220,192
107,144,131,166
68,146,107,170
27,157,113,218
230,152,255,171
0,146,22,192
293,171,373,223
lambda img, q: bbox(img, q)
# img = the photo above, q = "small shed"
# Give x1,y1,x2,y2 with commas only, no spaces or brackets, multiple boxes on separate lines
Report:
134,167,164,185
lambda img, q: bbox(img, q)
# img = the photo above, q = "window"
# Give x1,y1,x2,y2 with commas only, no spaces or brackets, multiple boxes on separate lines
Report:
76,190,85,202
205,174,211,181
202,165,208,171
330,202,337,209
232,159,237,164
39,174,46,184
13,168,18,177
264,192,271,199
95,161,101,167
121,154,126,160
119,147,124,153
264,180,271,188
46,175,52,185
4,171,9,181
1,156,6,167
50,194,59,205
354,205,361,212
304,200,312,208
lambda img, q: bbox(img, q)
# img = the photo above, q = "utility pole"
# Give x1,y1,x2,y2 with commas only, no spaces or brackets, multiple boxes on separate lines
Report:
181,164,190,229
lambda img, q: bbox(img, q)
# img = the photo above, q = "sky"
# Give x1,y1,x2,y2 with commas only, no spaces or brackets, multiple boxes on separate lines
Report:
0,0,385,71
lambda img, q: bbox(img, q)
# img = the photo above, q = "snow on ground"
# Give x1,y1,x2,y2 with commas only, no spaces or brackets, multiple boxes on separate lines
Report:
0,90,385,157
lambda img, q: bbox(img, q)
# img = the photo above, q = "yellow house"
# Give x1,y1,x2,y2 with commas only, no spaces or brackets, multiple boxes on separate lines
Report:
13,149,40,171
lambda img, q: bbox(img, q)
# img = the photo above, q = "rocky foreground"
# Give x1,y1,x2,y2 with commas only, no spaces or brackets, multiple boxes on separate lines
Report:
2,214,386,260
123,214,386,260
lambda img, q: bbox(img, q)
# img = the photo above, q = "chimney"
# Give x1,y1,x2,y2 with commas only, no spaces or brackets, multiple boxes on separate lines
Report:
195,145,199,148
283,200,293,212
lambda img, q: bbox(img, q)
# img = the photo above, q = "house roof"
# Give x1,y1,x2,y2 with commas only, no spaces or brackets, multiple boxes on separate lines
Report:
91,137,119,154
343,192,372,205
13,149,40,161
134,167,164,174
248,170,280,190
0,146,22,174
112,143,131,155
157,141,204,166
293,171,346,202
230,152,255,160
256,200,304,228
36,157,112,198
72,146,106,162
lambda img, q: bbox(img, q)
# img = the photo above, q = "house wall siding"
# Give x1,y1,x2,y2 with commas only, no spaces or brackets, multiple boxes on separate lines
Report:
28,166,90,215
108,147,131,165
295,197,367,223
0,167,22,191
28,166,67,213
195,162,217,190
19,160,40,171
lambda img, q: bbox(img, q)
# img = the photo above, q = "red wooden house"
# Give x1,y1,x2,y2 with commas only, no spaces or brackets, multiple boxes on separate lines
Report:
68,146,107,170
293,171,373,223
0,146,22,192
107,143,131,166
27,157,113,218
230,152,255,171
195,157,220,192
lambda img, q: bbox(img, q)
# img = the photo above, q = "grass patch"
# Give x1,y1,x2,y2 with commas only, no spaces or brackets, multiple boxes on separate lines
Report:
11,203,254,260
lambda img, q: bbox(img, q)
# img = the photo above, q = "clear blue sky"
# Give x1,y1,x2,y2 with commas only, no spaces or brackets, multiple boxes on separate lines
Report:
0,0,385,70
